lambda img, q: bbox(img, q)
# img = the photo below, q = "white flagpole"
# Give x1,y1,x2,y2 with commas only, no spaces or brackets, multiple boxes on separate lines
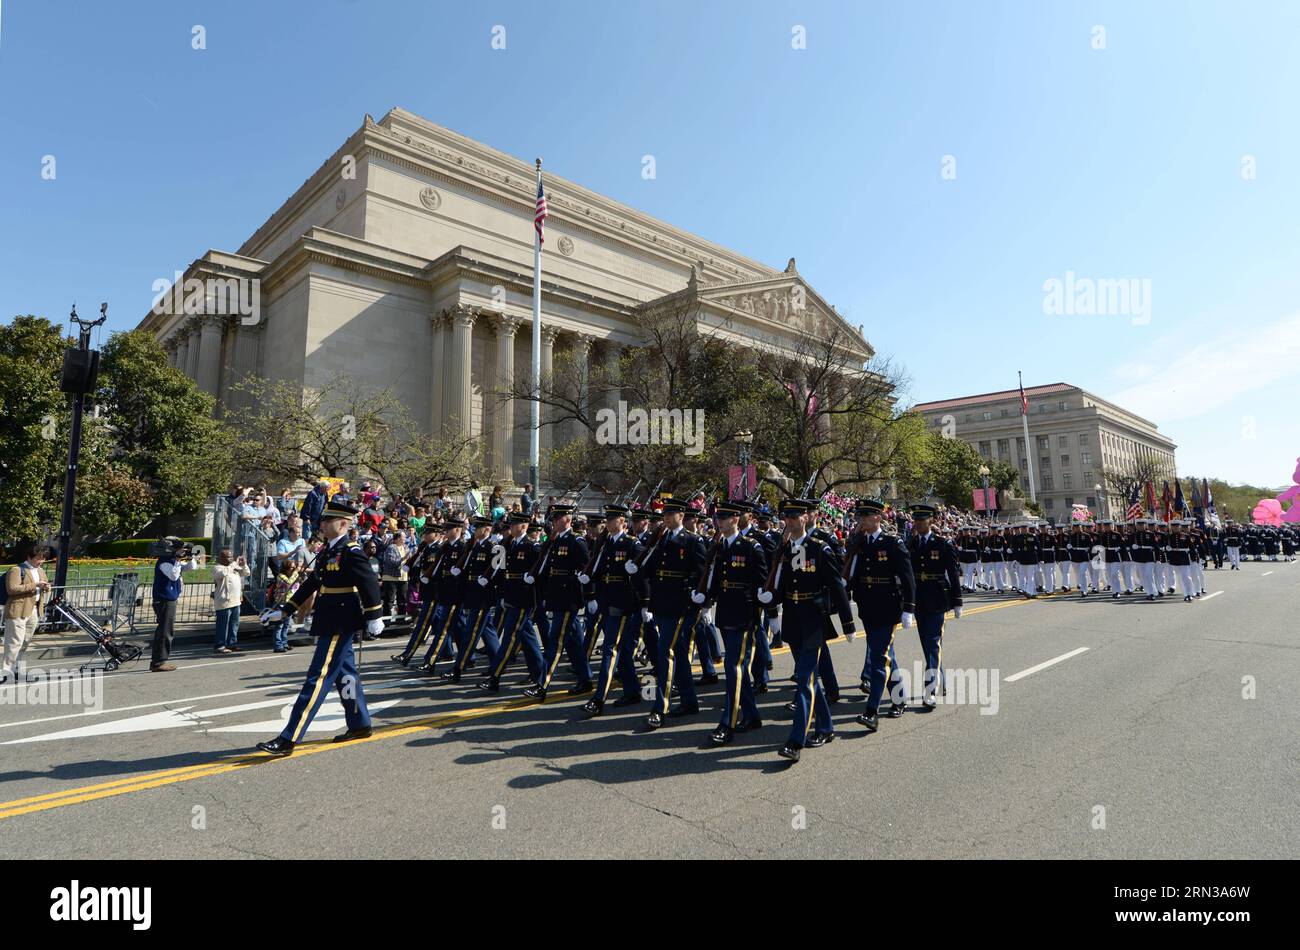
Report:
530,158,543,493
1020,370,1037,504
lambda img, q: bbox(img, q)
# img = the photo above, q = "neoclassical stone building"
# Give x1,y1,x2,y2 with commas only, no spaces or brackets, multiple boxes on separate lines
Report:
138,108,873,485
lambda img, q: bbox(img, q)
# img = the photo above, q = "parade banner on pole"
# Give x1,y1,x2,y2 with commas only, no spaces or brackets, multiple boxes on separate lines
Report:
727,465,757,499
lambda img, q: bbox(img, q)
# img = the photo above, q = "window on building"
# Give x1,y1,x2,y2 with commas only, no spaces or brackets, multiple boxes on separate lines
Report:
1040,456,1051,474
1063,472,1073,489
1038,436,1049,450
1058,400,1067,411
1086,495,1096,508
1020,459,1029,473
997,438,1009,457
965,414,972,423
1045,498,1054,510
1059,435,1069,448
1081,451,1092,465
1079,433,1089,448
979,441,991,456
1000,409,1009,418
1042,473,1053,491
1038,404,1046,414
1061,455,1070,468
1021,476,1030,490
982,411,992,421
1064,496,1074,507
1017,437,1025,451
1083,470,1094,485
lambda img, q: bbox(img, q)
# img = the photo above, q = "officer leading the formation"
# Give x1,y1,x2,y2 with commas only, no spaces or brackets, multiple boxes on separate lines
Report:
256,498,384,756
907,503,961,710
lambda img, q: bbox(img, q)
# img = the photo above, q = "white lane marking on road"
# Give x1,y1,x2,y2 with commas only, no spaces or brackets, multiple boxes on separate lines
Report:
0,670,424,731
206,699,402,734
1198,591,1224,601
6,652,297,694
1004,647,1090,683
1262,571,1273,576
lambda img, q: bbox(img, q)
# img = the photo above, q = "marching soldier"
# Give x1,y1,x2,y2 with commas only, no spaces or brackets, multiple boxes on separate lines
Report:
844,498,913,730
694,499,768,744
640,498,707,729
479,512,546,692
524,503,594,702
581,503,649,715
957,526,980,591
444,515,500,682
907,504,961,709
256,498,383,756
739,503,778,692
1067,522,1092,595
393,524,442,665
1167,521,1198,601
415,514,469,674
1130,518,1158,600
683,506,723,686
1224,519,1242,569
1038,524,1057,594
758,498,859,763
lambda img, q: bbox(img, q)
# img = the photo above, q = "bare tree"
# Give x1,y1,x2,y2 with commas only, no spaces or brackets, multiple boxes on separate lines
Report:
1102,453,1174,505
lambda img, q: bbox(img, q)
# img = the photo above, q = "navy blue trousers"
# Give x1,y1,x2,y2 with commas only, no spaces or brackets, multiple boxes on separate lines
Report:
279,633,370,742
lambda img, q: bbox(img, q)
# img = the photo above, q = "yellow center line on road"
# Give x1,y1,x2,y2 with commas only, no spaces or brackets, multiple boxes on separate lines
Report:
0,593,1041,822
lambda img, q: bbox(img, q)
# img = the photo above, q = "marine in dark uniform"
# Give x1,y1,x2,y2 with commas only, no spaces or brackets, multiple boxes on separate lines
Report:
257,498,383,756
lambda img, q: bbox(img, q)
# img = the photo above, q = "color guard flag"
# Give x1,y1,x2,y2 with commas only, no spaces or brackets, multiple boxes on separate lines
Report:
535,177,549,246
1126,484,1142,522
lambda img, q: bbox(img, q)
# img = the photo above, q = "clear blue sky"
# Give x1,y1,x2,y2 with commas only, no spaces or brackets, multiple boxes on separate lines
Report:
3,0,1298,487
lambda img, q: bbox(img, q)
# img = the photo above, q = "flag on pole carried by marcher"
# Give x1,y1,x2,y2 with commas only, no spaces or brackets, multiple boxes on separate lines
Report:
1190,478,1202,511
1145,480,1157,516
1126,484,1142,522
1160,481,1174,522
1174,479,1189,517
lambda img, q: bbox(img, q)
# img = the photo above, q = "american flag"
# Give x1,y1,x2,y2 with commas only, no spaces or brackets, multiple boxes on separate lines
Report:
1018,374,1029,415
534,177,548,246
1126,484,1142,522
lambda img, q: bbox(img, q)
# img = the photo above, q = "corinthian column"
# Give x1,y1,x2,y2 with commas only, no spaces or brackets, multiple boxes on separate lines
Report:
184,320,202,380
173,333,189,374
429,312,448,436
540,325,560,461
446,306,477,439
494,315,522,482
196,315,224,397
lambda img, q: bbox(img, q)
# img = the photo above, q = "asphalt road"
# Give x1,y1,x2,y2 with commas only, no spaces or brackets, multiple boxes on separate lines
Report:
2,559,1296,859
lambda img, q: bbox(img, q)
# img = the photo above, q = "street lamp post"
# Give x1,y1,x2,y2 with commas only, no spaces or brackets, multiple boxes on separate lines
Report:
1095,483,1105,520
734,429,753,499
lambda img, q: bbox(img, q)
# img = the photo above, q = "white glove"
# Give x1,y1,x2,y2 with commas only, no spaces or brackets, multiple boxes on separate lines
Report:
690,590,706,605
419,575,430,586
757,588,773,604
702,606,714,624
477,575,489,587
523,573,535,585
587,599,598,614
953,605,963,619
768,616,781,636
449,566,461,576
625,561,639,574
260,608,283,625
641,608,654,623
845,627,858,642
366,618,384,636
578,573,591,585
901,611,915,629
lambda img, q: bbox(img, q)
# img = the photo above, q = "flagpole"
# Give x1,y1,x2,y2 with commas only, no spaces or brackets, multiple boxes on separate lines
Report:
1019,371,1037,505
530,158,542,493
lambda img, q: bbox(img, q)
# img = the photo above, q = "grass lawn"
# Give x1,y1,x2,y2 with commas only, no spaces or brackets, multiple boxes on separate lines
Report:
2,559,216,586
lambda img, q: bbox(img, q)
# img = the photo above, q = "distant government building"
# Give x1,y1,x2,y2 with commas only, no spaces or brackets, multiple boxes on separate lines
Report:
913,383,1177,520
139,107,873,486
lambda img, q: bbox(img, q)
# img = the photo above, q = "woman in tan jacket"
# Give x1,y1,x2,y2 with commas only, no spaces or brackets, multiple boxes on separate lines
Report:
3,544,51,683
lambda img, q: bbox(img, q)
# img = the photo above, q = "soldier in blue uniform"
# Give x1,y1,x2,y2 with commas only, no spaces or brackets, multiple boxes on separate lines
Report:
844,498,913,731
758,498,858,763
444,516,500,682
682,506,722,686
478,512,546,692
415,515,469,674
582,503,649,715
523,504,593,701
641,498,707,730
393,525,443,665
257,498,383,756
694,499,768,744
907,504,961,710
740,503,778,692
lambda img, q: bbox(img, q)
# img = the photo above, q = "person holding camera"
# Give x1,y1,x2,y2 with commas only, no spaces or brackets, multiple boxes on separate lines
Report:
151,538,198,672
2,544,52,684
211,548,249,654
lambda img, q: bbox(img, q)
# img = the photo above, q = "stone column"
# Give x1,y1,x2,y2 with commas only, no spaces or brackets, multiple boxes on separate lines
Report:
196,315,224,396
164,340,178,369
184,321,202,380
446,305,477,439
570,332,595,446
494,315,522,482
429,312,448,436
173,333,189,374
540,325,559,460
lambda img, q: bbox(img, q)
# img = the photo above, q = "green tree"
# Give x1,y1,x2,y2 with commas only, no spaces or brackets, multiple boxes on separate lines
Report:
0,316,67,542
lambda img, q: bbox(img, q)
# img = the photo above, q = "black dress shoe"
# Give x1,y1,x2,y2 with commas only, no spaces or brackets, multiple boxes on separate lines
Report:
770,638,784,650
858,678,870,694
256,736,294,756
333,726,372,743
736,718,763,732
807,732,835,748
441,670,462,682
582,698,603,715
887,702,906,718
613,694,641,707
646,711,664,730
777,742,801,762
521,675,539,686
415,663,436,675
856,711,880,732
710,726,734,745
477,678,500,693
754,681,769,694
698,673,720,686
567,683,594,696
523,685,546,701
920,699,938,712
784,700,796,713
